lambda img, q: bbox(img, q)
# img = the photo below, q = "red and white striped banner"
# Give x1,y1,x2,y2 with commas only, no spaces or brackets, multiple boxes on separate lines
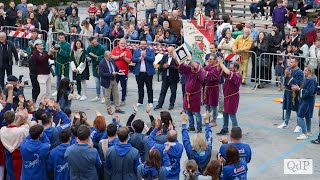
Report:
225,54,242,62
7,30,43,39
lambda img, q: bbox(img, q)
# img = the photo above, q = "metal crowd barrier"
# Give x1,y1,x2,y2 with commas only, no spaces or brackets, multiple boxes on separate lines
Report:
2,26,48,50
48,32,112,51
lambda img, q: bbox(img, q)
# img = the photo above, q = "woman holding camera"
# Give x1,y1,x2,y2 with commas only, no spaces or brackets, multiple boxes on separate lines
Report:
70,40,90,101
33,39,56,107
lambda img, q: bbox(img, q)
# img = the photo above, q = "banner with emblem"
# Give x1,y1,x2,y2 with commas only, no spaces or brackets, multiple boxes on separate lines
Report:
183,18,215,65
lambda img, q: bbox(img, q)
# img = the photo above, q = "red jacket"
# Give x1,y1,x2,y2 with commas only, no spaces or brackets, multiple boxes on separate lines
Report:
305,30,318,46
288,12,297,26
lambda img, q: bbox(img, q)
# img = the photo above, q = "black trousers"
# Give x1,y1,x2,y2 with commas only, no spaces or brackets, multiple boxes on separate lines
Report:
158,78,178,107
136,72,153,104
269,0,277,16
30,74,40,101
0,64,12,89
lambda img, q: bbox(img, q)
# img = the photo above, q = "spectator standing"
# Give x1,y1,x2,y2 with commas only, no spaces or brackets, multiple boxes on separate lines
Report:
216,15,233,41
178,57,205,133
94,18,110,45
52,33,71,97
86,12,98,30
99,51,125,113
173,0,186,15
65,0,78,17
125,24,139,40
120,6,135,24
67,8,80,32
186,0,197,19
20,125,50,179
49,7,58,32
267,24,283,80
168,10,182,37
154,47,179,111
16,0,28,18
144,0,157,24
107,0,119,21
217,60,242,135
203,0,219,16
36,5,49,32
111,38,132,105
109,22,124,41
105,127,141,179
65,125,102,180
0,32,18,89
132,40,156,107
87,37,105,103
139,25,154,42
218,29,235,68
245,20,260,42
231,28,253,85
277,58,304,131
5,1,17,27
150,17,163,36
79,20,94,48
55,9,69,33
302,22,318,46
100,3,112,25
272,0,287,39
298,0,314,23
309,38,320,91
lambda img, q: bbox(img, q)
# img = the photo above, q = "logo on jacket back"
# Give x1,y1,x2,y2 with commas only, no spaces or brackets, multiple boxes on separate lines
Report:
57,163,69,172
25,154,40,168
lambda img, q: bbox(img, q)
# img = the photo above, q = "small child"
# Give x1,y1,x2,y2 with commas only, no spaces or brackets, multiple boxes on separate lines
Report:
275,56,285,91
57,78,73,110
87,2,97,14
23,18,35,33
286,5,297,31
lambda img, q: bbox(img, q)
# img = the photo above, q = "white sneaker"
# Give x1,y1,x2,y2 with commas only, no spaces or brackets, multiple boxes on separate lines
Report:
257,13,262,19
79,95,87,101
100,98,106,104
294,126,302,133
277,122,288,129
52,91,57,96
267,16,272,21
76,94,81,100
307,132,313,137
250,14,255,19
260,16,266,20
153,98,158,102
91,96,100,101
148,103,153,108
137,103,143,107
296,134,308,140
217,113,223,119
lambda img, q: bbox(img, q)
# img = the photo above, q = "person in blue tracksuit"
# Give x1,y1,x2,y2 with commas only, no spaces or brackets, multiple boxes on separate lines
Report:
42,105,71,149
20,125,51,180
148,119,184,180
182,112,213,173
137,146,171,180
65,125,102,180
221,144,248,180
292,66,317,140
48,129,72,180
105,127,141,180
219,127,252,163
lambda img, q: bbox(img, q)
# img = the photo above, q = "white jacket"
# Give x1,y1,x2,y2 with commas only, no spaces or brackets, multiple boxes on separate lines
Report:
143,0,156,10
216,23,233,40
218,37,235,58
309,44,320,69
107,1,119,15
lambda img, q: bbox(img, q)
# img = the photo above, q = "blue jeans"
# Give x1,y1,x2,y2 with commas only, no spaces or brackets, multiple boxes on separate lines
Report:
297,117,311,134
186,7,195,19
186,110,202,130
94,76,104,97
249,3,258,14
284,110,298,125
206,105,218,121
56,75,69,90
145,8,156,24
223,112,238,130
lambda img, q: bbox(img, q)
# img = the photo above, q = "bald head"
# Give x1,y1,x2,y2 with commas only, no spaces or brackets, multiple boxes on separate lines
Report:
0,32,6,43
167,130,177,142
104,51,112,60
167,46,175,57
101,3,107,10
245,20,253,28
119,38,126,49
243,28,251,38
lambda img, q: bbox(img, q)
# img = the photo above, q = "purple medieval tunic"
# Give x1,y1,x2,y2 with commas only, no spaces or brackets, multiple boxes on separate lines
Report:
179,63,205,112
223,71,242,114
203,65,221,106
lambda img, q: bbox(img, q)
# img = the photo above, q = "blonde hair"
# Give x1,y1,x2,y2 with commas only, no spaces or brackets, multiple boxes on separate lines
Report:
192,133,208,151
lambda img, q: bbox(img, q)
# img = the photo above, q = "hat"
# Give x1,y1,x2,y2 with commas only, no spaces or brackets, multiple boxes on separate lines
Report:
34,39,43,46
7,75,18,82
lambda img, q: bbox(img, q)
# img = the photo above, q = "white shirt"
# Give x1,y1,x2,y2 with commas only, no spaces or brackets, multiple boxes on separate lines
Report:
167,56,172,76
140,50,146,72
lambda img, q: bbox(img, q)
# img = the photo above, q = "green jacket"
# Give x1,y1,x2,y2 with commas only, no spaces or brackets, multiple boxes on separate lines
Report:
232,30,243,39
26,38,46,55
55,41,71,76
86,44,105,77
54,16,65,33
